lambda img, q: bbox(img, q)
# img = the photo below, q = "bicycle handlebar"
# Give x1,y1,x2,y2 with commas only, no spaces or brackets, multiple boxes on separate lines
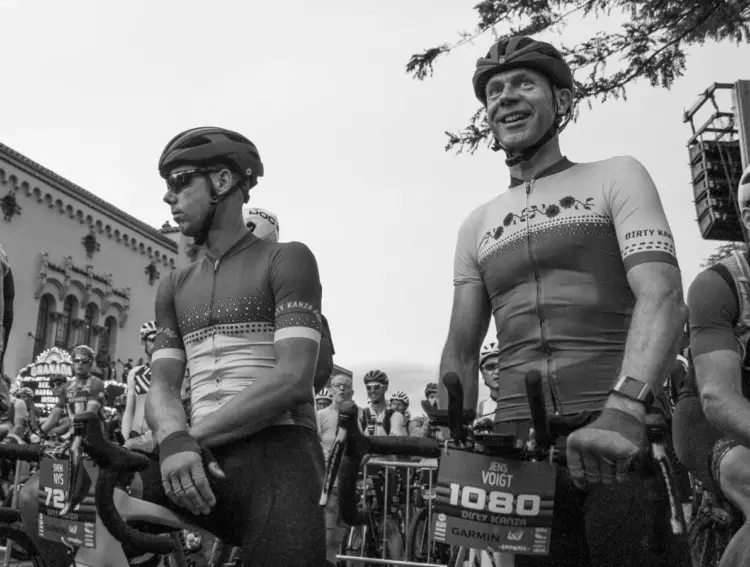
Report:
75,412,175,555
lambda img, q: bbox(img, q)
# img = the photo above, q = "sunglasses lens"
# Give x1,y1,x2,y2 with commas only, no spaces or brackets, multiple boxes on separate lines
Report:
168,171,193,193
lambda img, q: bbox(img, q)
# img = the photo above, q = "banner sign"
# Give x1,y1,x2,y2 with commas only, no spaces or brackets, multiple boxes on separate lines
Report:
38,457,96,549
431,449,556,556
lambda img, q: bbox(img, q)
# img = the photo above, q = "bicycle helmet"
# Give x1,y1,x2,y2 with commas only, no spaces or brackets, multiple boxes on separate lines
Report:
424,382,438,398
391,390,409,407
479,342,500,367
737,164,750,208
139,320,158,341
243,207,280,242
316,388,333,402
363,370,389,386
473,36,575,166
158,127,265,245
72,345,95,360
10,386,33,399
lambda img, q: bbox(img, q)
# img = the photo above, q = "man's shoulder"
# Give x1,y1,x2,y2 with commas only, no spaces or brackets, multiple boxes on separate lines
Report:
688,264,736,306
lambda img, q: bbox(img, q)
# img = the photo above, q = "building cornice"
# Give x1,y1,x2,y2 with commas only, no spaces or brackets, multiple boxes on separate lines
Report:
0,141,177,255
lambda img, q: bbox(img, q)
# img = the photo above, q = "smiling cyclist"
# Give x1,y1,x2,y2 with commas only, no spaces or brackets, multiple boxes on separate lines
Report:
439,36,689,566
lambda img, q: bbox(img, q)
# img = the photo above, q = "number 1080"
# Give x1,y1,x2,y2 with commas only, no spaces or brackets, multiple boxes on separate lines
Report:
448,483,541,516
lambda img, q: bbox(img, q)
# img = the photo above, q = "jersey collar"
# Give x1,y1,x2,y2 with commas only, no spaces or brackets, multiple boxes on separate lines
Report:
204,230,259,262
508,157,575,188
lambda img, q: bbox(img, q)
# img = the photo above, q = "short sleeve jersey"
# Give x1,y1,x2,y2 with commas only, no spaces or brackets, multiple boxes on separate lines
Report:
152,232,323,432
126,364,151,436
454,156,678,421
56,377,106,422
688,253,750,395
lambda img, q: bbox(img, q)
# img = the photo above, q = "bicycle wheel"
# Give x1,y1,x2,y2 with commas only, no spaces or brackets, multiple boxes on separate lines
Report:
0,522,50,567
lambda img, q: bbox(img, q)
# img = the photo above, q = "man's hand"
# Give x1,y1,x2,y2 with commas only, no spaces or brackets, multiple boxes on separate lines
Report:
566,394,646,487
159,430,225,516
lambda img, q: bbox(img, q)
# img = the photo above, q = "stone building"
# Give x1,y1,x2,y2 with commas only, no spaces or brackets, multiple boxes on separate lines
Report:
0,141,179,381
0,141,349,382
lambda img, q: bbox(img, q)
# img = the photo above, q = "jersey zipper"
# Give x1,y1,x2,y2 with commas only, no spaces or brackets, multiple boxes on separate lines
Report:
210,258,220,399
525,180,562,415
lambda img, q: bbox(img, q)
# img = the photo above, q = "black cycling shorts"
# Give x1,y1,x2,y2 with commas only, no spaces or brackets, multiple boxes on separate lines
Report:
140,425,325,567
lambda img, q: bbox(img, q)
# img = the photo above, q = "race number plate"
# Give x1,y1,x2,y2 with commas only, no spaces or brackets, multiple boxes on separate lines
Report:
431,450,556,556
37,457,96,548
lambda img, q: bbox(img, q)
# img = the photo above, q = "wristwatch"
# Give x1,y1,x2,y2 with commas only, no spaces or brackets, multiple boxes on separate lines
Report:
610,375,654,408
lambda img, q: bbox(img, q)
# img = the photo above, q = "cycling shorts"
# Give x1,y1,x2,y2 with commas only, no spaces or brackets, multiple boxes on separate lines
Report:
140,425,325,566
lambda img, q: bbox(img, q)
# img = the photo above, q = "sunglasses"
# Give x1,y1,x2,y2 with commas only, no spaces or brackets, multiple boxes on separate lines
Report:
73,357,93,364
166,168,220,194
482,362,499,372
365,384,384,392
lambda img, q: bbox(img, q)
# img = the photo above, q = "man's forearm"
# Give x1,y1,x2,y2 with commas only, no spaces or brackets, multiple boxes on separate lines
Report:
618,292,687,390
189,375,306,448
146,384,188,444
439,342,480,411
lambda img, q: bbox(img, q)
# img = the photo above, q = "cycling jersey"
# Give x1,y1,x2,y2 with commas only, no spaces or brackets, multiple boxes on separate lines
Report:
152,232,322,432
55,377,105,422
454,156,678,421
125,364,151,436
360,406,394,436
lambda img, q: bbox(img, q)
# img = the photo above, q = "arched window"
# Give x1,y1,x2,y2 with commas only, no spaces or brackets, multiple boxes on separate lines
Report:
55,296,78,349
99,315,118,359
33,294,54,358
82,303,96,347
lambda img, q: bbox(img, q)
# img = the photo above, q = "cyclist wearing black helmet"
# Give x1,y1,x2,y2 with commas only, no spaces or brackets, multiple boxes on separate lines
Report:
439,36,688,566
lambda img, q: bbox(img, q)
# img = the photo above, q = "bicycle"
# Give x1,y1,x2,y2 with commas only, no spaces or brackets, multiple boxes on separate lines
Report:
0,412,235,567
323,371,687,567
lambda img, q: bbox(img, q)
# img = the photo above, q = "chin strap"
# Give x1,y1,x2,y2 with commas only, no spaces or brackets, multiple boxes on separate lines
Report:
493,122,559,166
193,179,246,247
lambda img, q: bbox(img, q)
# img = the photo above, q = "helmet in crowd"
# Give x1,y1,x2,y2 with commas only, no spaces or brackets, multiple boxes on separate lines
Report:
315,388,333,402
115,394,127,409
363,369,389,386
390,390,409,407
424,382,438,398
72,345,95,360
473,36,575,166
243,207,279,242
738,164,750,209
10,386,33,400
479,342,499,367
139,320,158,341
158,127,265,245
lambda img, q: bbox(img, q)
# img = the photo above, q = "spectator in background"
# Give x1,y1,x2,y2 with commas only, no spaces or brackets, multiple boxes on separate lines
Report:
121,358,134,382
318,374,354,566
0,242,13,376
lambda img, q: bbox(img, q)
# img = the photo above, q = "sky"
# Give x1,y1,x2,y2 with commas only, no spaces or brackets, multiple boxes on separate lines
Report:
0,0,747,409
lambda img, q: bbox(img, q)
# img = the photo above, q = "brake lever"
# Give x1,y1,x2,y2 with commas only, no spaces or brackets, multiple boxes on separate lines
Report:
320,425,347,506
60,415,93,516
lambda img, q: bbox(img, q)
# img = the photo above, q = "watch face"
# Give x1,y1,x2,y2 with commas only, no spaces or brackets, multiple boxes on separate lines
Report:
619,376,647,400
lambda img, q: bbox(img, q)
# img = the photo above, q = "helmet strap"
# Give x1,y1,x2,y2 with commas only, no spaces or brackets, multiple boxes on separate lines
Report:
194,177,244,246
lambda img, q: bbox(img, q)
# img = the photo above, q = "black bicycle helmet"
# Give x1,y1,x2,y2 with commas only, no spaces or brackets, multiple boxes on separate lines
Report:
158,127,264,183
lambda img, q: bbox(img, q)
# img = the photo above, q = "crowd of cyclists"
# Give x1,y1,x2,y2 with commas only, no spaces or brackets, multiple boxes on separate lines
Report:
0,32,747,566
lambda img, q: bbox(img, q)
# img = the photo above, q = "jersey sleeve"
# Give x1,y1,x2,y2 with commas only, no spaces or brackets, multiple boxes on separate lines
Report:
453,210,483,285
151,272,186,363
269,242,323,343
605,156,679,272
688,268,739,357
90,378,106,406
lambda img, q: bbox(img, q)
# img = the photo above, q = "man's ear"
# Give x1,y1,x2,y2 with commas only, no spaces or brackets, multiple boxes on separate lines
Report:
211,168,237,198
554,87,573,117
